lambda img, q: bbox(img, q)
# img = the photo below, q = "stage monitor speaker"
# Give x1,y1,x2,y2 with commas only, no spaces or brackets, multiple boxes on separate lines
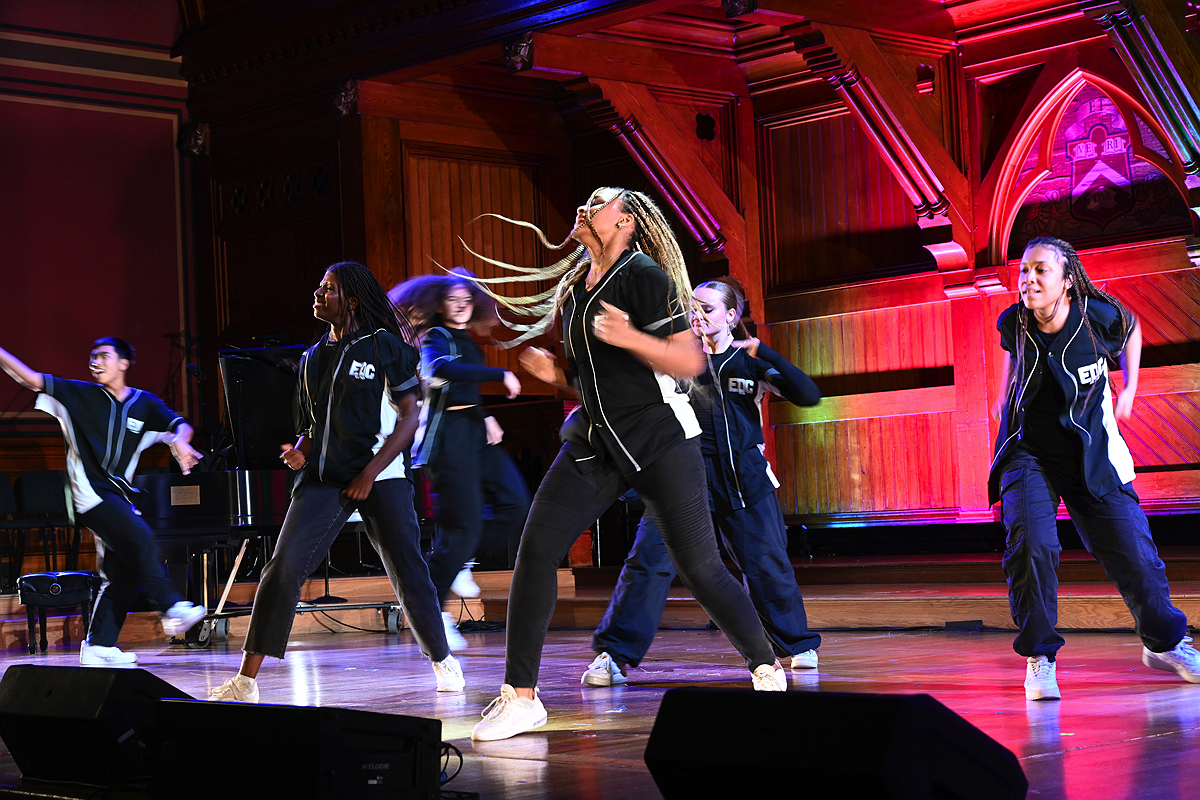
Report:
645,689,1027,800
150,698,441,800
0,665,192,786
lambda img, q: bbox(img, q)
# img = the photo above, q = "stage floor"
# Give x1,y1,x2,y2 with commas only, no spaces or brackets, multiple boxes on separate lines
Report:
3,627,1200,799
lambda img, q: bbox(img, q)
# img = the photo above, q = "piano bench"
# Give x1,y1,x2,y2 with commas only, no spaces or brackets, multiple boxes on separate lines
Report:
18,571,102,655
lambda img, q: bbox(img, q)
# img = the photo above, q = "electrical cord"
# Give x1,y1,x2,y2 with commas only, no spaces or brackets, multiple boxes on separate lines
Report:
316,609,389,633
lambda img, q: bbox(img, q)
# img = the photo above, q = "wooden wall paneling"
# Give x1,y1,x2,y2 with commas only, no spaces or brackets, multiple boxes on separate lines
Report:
401,141,555,375
764,112,933,292
356,115,407,289
951,293,994,515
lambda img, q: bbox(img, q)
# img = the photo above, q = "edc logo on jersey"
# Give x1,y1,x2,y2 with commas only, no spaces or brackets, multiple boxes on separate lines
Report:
1077,357,1107,386
348,361,376,380
727,378,755,396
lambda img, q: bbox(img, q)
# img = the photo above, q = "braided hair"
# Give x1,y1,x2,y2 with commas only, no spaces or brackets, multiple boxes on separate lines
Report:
325,261,417,346
1006,236,1132,419
457,188,694,347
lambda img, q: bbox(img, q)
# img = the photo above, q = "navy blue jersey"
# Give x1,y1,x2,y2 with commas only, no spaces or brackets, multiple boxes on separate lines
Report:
690,343,820,516
295,329,420,488
412,326,504,467
989,297,1136,503
36,376,184,513
560,250,697,476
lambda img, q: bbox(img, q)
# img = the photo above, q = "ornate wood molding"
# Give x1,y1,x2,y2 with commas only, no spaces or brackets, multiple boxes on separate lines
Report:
177,122,210,158
564,78,729,254
785,21,975,291
1081,0,1200,174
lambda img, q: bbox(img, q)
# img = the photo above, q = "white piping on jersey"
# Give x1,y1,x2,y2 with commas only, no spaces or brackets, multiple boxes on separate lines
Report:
571,253,640,471
35,393,102,514
413,327,456,466
988,327,1041,477
105,388,144,475
712,351,745,509
1059,297,1093,447
313,329,384,480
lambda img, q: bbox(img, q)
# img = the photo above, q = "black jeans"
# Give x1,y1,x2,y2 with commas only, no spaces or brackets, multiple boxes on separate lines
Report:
1000,452,1186,658
505,437,775,687
593,491,821,666
425,409,531,604
243,478,449,661
78,495,184,647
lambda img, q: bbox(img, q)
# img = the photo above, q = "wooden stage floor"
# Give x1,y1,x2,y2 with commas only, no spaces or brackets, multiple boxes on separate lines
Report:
3,626,1200,799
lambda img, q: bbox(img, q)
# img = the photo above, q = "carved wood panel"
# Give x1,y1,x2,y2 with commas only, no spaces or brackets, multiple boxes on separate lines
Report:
403,143,552,374
774,412,958,517
762,111,934,295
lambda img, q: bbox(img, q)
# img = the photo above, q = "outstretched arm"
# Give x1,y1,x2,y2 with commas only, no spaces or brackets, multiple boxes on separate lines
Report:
0,346,45,392
1115,318,1142,421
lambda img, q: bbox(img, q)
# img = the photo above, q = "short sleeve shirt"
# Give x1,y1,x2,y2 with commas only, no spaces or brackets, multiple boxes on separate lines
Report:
561,250,699,475
36,376,184,513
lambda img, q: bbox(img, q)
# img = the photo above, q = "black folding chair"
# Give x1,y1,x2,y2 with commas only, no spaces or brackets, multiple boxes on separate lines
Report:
15,471,77,573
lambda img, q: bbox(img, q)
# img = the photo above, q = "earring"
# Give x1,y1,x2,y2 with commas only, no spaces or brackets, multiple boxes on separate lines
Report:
616,223,623,229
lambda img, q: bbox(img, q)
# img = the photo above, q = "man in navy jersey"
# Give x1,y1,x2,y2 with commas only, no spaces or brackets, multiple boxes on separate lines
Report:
0,338,207,664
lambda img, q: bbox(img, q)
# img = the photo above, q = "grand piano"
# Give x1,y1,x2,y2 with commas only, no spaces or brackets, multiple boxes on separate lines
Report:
132,346,306,636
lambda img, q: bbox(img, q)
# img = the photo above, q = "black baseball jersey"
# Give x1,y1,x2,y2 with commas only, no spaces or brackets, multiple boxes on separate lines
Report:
36,376,184,512
296,328,420,488
691,343,821,516
560,250,697,475
989,296,1136,503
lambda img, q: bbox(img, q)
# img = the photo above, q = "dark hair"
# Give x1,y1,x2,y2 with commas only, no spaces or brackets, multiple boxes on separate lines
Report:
387,268,498,336
93,337,136,365
1008,236,1132,416
695,277,753,339
325,261,416,345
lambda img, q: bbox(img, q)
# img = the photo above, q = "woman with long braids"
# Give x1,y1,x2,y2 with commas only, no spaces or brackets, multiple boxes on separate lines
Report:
388,269,530,650
992,236,1199,701
210,261,463,702
580,276,823,688
467,188,783,743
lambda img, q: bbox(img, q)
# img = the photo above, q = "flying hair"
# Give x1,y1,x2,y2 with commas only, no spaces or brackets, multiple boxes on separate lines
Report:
459,188,694,348
388,267,498,338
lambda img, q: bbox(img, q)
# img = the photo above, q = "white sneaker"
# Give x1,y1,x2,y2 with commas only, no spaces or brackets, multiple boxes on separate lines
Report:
80,642,137,665
790,650,818,670
472,685,548,741
442,612,467,651
752,662,787,691
581,652,627,687
161,601,207,637
1025,655,1060,700
433,654,465,692
1143,637,1200,683
210,674,260,703
451,566,481,598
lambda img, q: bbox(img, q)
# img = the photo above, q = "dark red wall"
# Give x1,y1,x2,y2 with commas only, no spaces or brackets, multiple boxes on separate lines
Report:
0,0,191,417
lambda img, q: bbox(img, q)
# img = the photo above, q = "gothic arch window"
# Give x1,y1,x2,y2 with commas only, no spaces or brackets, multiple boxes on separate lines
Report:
1006,82,1192,260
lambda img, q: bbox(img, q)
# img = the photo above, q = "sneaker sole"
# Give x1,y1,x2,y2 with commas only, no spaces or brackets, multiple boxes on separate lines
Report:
163,607,208,637
471,713,547,742
1025,687,1061,701
1143,650,1200,683
581,673,626,687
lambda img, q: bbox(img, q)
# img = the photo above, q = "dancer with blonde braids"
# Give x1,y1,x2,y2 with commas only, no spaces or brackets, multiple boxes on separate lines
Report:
468,188,782,742
993,236,1200,701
